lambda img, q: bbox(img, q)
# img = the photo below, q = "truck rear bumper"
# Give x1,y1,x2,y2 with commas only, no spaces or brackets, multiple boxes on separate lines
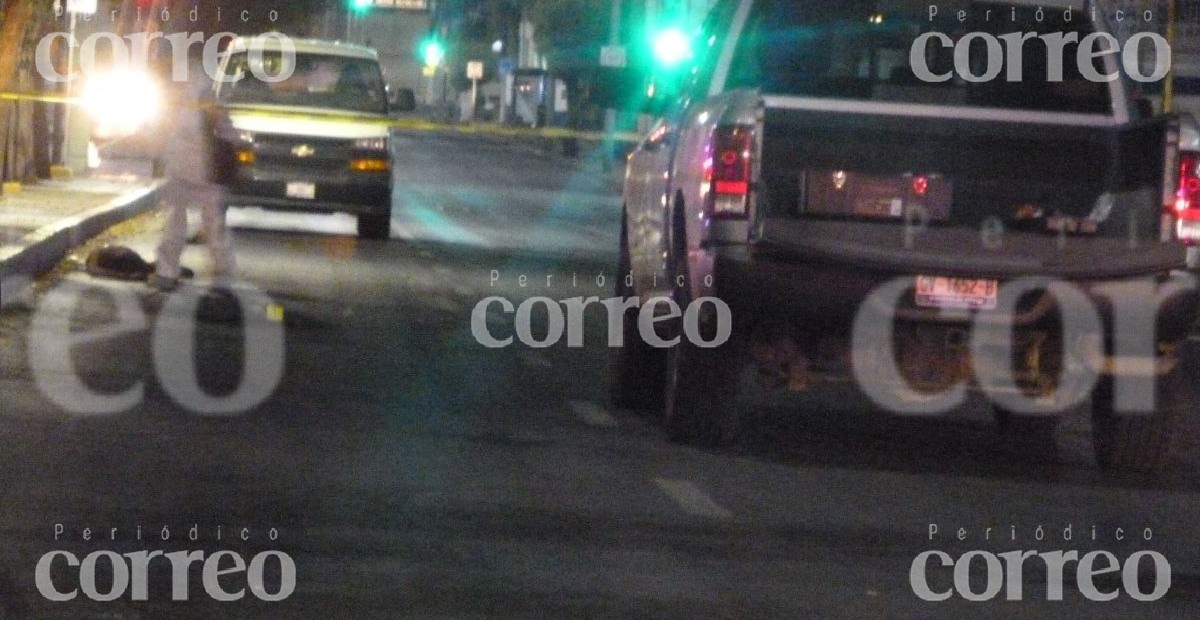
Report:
714,245,1200,342
708,247,1198,414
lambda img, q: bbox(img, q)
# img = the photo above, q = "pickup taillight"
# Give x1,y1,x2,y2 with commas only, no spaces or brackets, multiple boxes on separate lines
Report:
705,124,754,220
1173,151,1200,245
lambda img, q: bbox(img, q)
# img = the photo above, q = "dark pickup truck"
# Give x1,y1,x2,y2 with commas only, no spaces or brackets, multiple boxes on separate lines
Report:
613,0,1200,470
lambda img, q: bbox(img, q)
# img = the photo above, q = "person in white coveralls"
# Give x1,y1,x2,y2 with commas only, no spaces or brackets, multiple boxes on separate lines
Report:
149,62,237,291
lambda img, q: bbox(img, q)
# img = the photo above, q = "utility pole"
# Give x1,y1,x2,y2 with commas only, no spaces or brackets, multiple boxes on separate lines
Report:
601,0,621,170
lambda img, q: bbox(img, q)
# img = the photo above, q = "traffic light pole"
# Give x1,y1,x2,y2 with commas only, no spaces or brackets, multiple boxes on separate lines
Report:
603,0,621,170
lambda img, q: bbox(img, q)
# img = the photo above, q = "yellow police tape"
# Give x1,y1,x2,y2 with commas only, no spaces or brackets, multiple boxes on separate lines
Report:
0,91,73,104
0,90,645,144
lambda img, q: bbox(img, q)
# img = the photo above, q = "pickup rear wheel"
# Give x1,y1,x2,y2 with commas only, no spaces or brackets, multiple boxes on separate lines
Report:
357,213,391,240
664,335,746,447
661,203,747,447
1091,362,1187,471
608,210,666,411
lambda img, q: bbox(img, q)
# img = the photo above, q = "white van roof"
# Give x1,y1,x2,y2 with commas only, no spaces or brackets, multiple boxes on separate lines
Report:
224,35,380,61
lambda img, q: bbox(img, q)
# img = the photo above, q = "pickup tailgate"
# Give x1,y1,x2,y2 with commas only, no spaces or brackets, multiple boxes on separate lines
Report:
756,104,1186,279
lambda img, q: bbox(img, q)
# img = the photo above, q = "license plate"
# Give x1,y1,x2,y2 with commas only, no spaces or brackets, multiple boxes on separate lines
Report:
915,276,998,310
286,182,316,200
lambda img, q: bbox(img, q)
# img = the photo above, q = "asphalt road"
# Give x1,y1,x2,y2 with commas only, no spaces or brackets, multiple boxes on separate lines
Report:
0,131,1197,619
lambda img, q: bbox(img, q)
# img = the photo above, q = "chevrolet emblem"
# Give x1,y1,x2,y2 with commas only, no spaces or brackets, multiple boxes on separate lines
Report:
291,144,315,158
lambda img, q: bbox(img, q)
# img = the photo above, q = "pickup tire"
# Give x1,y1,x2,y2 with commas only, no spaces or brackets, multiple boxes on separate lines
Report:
661,203,748,447
664,335,745,447
608,210,666,411
1091,361,1187,471
357,213,391,240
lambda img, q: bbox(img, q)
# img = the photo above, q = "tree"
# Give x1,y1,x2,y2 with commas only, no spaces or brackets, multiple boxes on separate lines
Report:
0,0,47,181
0,0,35,96
522,0,651,127
524,0,609,70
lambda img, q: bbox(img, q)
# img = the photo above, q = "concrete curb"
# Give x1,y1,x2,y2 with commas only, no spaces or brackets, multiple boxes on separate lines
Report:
0,181,164,307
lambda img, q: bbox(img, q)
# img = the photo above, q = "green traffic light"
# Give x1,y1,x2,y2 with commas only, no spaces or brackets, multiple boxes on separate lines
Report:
352,0,371,11
652,27,692,68
421,39,445,67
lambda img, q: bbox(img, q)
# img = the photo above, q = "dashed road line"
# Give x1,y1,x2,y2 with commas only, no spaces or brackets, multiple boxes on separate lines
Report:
653,478,733,520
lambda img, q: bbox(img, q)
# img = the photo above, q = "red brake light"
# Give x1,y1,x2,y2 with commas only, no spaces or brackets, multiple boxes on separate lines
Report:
911,175,930,197
1172,151,1200,244
714,180,749,195
705,124,754,219
1177,152,1200,212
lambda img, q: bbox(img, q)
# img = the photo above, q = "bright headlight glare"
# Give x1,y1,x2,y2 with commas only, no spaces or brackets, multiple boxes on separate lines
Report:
81,70,163,137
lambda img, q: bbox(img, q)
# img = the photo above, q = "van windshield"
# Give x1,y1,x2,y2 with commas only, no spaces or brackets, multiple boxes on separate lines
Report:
218,51,388,114
727,0,1119,114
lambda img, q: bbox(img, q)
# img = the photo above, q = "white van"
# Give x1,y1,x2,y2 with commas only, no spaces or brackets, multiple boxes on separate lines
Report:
212,35,398,239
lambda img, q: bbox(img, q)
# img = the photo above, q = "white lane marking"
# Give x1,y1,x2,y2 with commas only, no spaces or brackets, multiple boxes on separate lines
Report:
653,478,733,520
570,400,618,428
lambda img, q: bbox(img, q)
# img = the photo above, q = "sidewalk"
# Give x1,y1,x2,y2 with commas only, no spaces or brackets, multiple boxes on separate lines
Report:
0,163,163,307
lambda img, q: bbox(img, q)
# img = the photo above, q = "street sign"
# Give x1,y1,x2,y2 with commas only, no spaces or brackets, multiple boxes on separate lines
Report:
600,45,627,68
498,58,516,75
466,61,484,80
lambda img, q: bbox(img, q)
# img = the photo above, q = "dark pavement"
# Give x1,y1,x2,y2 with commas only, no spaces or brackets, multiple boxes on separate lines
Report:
0,133,1196,619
